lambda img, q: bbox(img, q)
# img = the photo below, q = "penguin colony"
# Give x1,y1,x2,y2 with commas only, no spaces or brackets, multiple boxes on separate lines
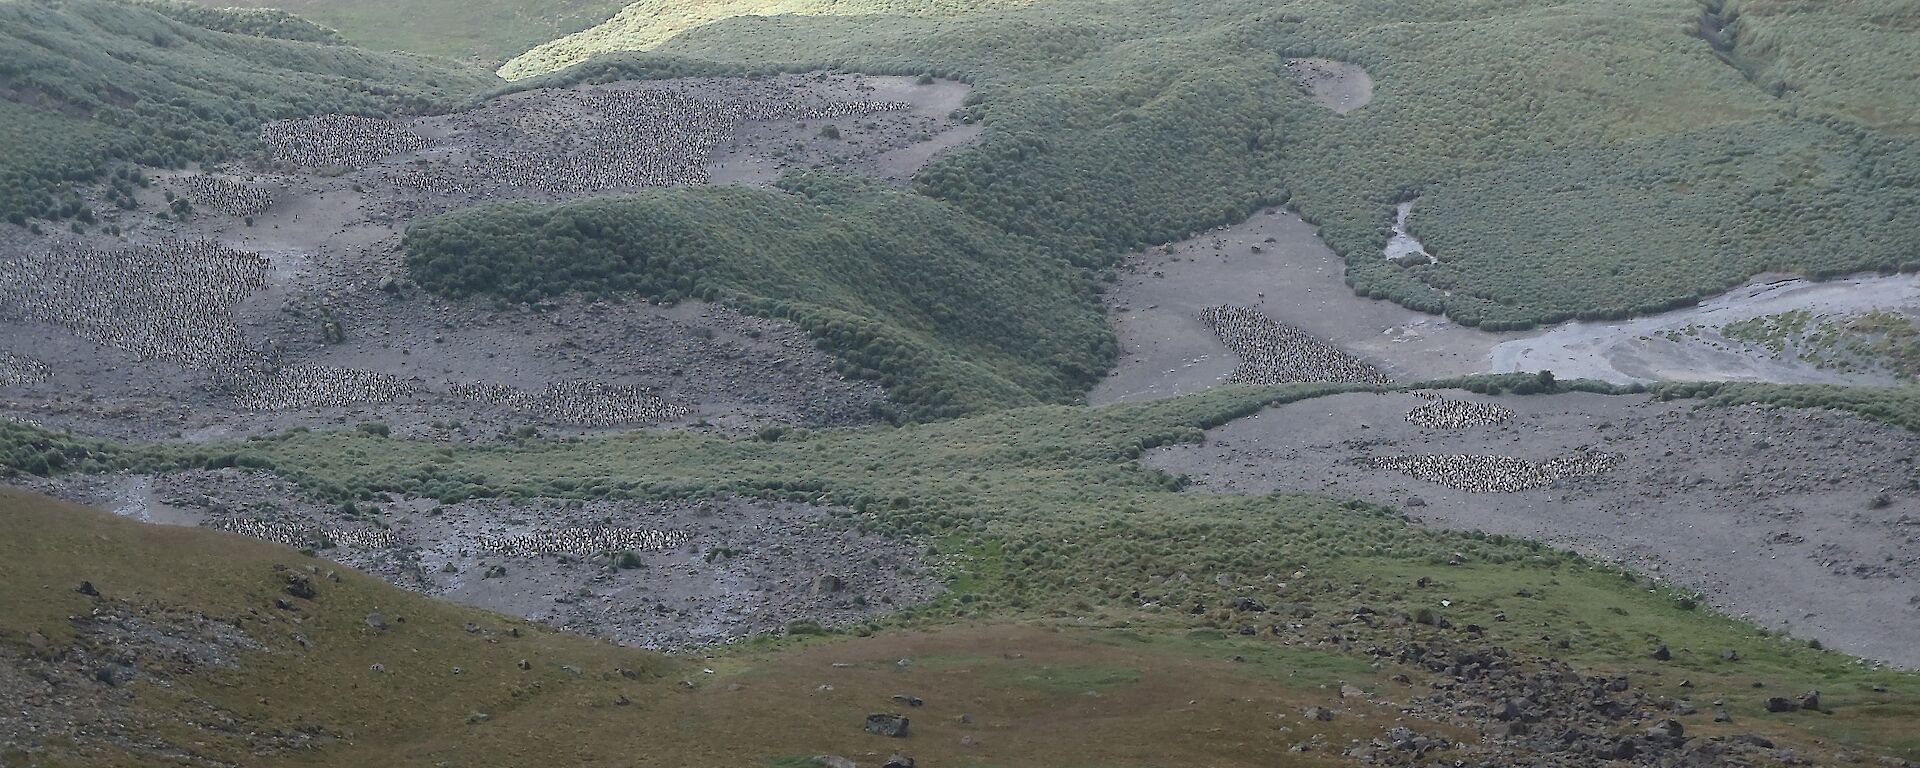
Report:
476,526,691,558
0,238,267,370
1363,450,1624,492
1405,393,1516,429
1199,304,1393,385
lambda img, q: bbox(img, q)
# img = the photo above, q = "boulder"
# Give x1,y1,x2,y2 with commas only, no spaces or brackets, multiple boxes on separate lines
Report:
1797,690,1821,712
865,713,910,737
1652,644,1671,661
1764,696,1799,713
285,575,317,600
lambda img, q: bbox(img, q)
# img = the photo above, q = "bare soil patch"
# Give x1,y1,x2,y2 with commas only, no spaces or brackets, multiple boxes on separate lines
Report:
1146,390,1920,668
16,469,938,648
1285,58,1374,113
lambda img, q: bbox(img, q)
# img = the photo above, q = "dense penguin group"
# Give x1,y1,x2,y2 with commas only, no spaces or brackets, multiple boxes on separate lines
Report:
0,352,49,387
1200,304,1393,385
1363,450,1624,492
1405,393,1516,429
0,238,266,370
476,525,691,558
261,114,432,169
181,175,278,217
447,380,688,427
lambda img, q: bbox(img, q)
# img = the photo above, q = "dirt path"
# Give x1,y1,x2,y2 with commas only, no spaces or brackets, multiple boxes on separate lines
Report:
1145,390,1920,668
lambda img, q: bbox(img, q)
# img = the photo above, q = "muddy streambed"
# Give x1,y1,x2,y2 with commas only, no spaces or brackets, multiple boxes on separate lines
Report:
1094,208,1919,404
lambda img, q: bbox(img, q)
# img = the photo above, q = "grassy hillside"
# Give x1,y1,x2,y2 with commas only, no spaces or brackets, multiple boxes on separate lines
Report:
188,0,631,64
500,0,1037,79
5,385,1920,763
0,0,494,227
497,0,1920,331
404,174,1112,420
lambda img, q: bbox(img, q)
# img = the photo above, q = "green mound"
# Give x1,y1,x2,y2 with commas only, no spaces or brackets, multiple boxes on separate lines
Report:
0,0,493,227
497,0,1920,331
404,175,1113,419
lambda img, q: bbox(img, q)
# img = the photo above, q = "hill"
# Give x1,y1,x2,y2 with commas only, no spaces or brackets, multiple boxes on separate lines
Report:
497,0,1920,330
0,0,494,227
184,0,631,64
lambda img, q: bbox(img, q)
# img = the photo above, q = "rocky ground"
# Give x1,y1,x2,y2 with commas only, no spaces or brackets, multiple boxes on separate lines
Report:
14,469,939,648
0,73,977,444
1285,58,1373,113
1146,390,1920,668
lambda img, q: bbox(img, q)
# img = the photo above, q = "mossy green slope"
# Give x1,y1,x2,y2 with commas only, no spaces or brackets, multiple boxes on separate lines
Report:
0,0,494,226
498,0,1920,331
405,174,1114,420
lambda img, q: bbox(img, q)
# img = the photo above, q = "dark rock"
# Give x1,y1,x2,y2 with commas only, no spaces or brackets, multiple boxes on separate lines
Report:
1492,698,1525,721
892,694,924,708
1645,719,1685,742
882,755,916,768
813,573,846,595
274,598,296,611
1765,697,1799,713
1797,690,1821,712
76,580,99,597
1231,597,1268,613
1721,649,1740,662
1652,644,1671,661
284,575,317,600
1714,708,1733,722
1405,496,1427,507
865,713,910,737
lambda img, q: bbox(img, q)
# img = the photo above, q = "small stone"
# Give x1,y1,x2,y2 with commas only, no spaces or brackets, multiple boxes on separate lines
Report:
517,659,531,670
76,580,99,596
882,755,916,768
811,757,856,768
1765,696,1799,713
892,694,924,707
1302,706,1334,722
365,613,389,630
1652,644,1671,661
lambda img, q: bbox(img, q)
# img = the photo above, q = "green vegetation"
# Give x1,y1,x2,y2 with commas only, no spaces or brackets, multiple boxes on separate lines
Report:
405,175,1112,419
6,383,1920,760
1723,310,1920,379
192,0,632,64
493,0,1920,332
0,0,492,226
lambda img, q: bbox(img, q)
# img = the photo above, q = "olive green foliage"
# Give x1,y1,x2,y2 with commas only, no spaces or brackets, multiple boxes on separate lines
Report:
500,0,1920,330
0,0,493,225
1724,310,1920,378
130,0,346,44
405,175,1113,419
